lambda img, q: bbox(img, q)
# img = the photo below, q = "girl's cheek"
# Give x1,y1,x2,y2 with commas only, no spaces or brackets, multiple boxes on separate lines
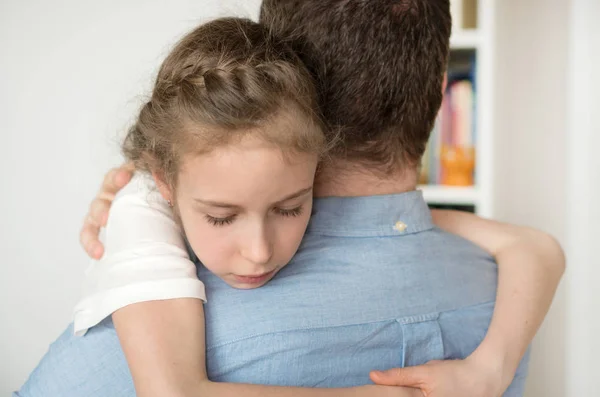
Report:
196,231,238,270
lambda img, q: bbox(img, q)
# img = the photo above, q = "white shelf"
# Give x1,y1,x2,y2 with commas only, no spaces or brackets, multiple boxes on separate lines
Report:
450,30,481,49
418,185,479,205
422,0,495,217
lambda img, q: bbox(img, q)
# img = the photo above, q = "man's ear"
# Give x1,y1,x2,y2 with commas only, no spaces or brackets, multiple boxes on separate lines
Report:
152,171,173,204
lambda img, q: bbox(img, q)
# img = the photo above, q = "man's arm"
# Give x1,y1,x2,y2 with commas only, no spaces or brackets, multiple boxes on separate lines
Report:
371,209,565,396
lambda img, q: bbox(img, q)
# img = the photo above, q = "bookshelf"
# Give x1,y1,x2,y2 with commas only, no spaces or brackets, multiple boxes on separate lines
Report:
419,0,494,218
420,185,479,206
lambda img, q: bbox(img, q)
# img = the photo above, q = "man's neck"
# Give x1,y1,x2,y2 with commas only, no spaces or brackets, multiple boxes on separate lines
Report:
313,161,419,198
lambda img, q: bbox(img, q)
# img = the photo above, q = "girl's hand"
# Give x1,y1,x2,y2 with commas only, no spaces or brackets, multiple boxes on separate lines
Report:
79,163,134,259
370,355,505,397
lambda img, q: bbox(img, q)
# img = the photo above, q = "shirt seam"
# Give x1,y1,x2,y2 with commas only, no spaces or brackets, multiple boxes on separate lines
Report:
305,225,436,238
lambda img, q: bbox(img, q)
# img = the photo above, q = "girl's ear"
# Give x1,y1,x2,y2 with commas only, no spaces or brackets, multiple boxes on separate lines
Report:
152,171,173,205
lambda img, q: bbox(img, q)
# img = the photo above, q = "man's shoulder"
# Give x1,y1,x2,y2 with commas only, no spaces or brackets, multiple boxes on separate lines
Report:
299,225,495,267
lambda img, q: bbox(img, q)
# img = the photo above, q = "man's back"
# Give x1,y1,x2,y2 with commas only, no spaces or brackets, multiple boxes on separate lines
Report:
201,191,529,394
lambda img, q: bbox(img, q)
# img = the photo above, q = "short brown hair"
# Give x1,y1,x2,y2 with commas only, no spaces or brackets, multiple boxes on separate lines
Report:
123,17,326,187
260,0,452,172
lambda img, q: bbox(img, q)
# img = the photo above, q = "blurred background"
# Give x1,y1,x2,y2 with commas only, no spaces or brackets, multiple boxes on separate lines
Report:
1,0,598,396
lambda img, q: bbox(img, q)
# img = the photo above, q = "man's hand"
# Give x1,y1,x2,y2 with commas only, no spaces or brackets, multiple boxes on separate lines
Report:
369,355,505,397
80,163,135,259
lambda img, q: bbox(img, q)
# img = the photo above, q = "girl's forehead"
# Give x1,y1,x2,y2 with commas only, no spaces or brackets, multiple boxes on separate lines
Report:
176,142,317,211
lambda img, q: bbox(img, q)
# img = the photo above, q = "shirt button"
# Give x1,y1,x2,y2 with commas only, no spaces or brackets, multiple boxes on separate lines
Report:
394,221,407,232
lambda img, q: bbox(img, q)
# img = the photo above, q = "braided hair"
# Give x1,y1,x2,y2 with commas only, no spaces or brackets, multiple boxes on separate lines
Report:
123,17,326,188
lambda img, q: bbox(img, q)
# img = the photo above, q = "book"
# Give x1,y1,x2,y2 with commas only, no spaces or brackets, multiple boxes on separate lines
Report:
420,50,476,186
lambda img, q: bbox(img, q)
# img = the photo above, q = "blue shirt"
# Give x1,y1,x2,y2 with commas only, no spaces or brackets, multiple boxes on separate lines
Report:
16,191,530,396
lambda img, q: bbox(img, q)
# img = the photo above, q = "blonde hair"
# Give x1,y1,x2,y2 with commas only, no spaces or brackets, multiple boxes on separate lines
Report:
123,17,326,187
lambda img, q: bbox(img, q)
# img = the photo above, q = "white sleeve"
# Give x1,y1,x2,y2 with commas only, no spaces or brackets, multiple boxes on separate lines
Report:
73,174,206,336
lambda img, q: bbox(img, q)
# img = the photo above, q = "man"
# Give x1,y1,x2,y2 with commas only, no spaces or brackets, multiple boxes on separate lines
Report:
18,1,564,396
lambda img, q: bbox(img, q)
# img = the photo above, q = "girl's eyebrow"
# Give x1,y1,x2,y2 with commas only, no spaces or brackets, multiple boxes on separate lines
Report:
193,186,313,209
192,199,241,209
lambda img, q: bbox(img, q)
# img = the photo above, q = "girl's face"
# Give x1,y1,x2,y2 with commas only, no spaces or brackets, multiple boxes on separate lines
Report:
162,134,318,289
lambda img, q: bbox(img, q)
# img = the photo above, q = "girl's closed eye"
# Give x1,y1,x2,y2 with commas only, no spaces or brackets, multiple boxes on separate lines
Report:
274,206,303,217
205,214,237,226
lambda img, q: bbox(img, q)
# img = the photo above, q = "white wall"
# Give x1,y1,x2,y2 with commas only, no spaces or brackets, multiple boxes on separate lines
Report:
495,0,600,395
494,1,570,396
0,1,260,393
564,0,600,394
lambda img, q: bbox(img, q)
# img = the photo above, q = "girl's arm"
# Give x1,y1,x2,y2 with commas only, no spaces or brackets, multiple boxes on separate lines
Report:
372,209,564,395
82,168,564,395
115,299,418,397
431,209,565,391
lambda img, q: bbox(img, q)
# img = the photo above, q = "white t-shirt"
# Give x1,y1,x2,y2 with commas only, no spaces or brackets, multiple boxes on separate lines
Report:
73,174,206,336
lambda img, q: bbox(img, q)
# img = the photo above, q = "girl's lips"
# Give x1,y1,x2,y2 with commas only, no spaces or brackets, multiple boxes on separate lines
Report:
233,270,275,285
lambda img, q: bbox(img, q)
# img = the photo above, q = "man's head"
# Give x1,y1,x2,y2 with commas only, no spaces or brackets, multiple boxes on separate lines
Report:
260,0,451,174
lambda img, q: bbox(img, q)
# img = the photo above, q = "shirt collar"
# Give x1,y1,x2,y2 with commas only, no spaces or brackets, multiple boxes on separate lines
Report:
306,190,434,237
